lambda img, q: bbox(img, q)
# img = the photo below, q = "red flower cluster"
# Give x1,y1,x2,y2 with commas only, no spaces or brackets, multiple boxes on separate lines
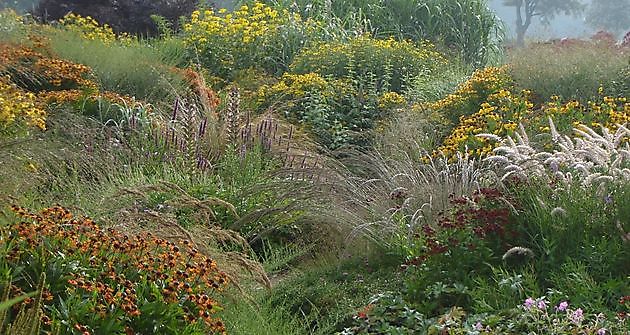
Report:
407,188,518,266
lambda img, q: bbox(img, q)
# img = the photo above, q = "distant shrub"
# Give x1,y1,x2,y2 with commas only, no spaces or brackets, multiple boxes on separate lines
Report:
33,0,199,36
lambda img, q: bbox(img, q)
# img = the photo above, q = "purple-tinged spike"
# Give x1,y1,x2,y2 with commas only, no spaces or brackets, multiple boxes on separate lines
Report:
199,117,207,137
240,144,247,161
172,98,179,121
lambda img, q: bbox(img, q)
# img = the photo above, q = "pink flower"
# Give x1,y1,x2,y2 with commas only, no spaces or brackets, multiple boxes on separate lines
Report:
524,298,535,309
570,308,584,324
537,300,548,310
597,328,607,335
475,322,483,331
556,301,568,312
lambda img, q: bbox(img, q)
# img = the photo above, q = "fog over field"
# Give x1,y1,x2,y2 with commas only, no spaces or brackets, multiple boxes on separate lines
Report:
489,0,629,40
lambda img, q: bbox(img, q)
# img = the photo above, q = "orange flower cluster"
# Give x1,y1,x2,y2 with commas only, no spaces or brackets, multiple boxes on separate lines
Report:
9,205,229,334
173,67,221,110
0,43,97,90
33,57,97,89
37,89,148,110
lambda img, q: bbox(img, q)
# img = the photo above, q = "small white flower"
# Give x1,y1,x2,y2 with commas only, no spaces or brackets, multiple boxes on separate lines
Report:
550,207,567,218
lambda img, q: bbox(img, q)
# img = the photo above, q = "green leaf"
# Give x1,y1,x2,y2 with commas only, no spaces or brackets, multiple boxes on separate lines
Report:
0,291,37,311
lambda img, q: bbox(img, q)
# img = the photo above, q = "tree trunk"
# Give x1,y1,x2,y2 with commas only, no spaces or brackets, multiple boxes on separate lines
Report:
514,0,530,47
516,26,526,47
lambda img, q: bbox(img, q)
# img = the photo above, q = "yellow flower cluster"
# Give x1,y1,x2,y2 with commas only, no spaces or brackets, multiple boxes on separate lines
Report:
425,66,511,115
434,87,629,160
435,89,532,160
59,13,132,44
0,76,46,130
293,36,444,72
378,91,406,109
290,36,445,93
258,72,333,102
183,2,288,45
540,95,630,134
0,8,23,24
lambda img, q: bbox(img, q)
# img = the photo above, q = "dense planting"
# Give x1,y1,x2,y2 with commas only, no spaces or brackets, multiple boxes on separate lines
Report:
1,1,629,335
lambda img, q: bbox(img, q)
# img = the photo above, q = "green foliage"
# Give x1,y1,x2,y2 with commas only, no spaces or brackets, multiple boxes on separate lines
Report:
510,181,629,284
268,255,403,334
222,297,305,335
338,293,430,334
548,260,627,313
265,0,503,66
403,188,519,314
290,36,446,93
404,64,469,104
257,72,392,148
470,266,541,313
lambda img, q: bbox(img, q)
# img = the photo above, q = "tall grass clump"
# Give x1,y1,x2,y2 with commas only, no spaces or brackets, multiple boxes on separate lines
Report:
508,41,630,102
45,30,187,101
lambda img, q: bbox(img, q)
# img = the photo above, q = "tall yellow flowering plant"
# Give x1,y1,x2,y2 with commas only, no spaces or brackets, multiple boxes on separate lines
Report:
182,2,318,79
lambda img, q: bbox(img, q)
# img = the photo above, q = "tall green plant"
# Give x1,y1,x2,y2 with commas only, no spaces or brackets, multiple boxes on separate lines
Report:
262,0,503,66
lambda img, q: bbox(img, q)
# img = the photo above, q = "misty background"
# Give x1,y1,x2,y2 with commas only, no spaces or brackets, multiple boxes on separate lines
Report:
2,0,629,41
489,0,628,40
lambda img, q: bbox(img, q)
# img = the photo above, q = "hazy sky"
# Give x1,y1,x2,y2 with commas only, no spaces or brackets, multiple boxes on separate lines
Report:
488,0,596,40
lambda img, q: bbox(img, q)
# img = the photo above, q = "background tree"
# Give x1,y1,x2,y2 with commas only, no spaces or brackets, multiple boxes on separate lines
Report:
32,0,211,36
586,0,630,37
0,0,38,12
502,0,585,46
